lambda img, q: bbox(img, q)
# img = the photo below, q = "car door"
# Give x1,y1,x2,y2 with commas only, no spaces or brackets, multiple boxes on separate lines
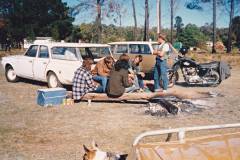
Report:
16,45,38,78
33,45,50,81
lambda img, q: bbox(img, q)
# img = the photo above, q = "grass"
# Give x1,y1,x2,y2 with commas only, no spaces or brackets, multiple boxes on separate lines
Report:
0,49,25,59
0,127,13,135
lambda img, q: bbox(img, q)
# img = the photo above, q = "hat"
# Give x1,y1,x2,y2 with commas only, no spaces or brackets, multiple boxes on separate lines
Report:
158,33,167,41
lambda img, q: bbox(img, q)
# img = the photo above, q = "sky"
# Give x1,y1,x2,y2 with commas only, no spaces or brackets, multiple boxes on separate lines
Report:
62,0,238,28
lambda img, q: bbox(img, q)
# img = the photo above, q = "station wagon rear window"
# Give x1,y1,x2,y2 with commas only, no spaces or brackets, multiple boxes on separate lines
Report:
79,47,110,59
51,47,78,61
129,44,151,54
116,45,128,54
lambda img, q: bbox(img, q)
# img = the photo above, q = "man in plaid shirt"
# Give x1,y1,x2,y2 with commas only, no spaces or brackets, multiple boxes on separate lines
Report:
72,58,99,101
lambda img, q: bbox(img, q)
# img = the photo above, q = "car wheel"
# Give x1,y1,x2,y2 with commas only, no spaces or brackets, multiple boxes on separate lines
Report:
5,65,19,82
47,72,62,88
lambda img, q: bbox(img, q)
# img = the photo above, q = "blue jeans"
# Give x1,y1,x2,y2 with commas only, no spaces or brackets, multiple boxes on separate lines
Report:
94,85,104,93
137,75,144,89
93,75,108,93
154,60,168,90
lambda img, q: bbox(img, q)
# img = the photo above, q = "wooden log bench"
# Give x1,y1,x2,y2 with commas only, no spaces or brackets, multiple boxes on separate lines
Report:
65,90,212,115
80,90,211,106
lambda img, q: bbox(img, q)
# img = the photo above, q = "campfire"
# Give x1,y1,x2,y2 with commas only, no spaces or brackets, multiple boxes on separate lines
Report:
144,91,223,117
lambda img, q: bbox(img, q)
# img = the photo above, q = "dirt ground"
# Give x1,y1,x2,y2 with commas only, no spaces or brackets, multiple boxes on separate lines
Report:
0,64,240,160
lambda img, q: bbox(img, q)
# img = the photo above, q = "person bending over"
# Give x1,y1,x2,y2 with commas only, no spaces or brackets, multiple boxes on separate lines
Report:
118,54,140,93
129,55,145,90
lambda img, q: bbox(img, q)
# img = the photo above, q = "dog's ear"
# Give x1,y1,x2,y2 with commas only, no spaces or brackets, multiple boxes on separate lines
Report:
119,154,128,160
83,145,90,152
91,140,98,149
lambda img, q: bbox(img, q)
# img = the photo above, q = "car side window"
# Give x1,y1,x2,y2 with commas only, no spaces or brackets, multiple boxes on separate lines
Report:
38,46,49,58
51,47,78,61
129,44,151,54
100,47,111,56
116,45,128,54
25,45,38,57
110,45,115,53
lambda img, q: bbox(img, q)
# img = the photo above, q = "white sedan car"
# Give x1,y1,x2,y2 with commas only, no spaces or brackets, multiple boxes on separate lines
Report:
1,42,112,88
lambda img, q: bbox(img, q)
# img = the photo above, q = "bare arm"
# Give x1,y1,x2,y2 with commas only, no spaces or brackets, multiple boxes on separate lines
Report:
153,49,165,57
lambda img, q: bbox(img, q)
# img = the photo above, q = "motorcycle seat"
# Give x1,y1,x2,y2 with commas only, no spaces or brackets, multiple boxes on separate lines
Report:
199,61,219,69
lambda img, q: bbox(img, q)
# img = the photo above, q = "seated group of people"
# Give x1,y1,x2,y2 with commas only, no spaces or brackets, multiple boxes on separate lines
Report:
72,54,146,101
72,33,171,102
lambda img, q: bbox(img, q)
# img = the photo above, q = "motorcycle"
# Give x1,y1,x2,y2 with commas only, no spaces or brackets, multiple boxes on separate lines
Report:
168,47,230,87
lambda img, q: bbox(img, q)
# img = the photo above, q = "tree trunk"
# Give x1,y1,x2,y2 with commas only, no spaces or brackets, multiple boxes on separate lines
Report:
132,0,137,40
212,0,216,53
227,0,234,53
157,0,161,34
143,0,149,41
96,0,102,43
170,0,173,44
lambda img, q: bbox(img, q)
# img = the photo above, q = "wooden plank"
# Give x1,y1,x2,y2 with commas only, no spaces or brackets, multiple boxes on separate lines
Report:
81,92,166,101
81,90,210,101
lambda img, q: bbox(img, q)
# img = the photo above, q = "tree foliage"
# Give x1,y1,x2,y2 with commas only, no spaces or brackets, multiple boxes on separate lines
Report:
177,24,207,47
174,16,184,38
70,0,127,43
0,0,73,45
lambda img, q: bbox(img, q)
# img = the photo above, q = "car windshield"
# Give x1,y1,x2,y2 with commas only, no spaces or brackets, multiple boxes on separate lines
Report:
79,47,111,59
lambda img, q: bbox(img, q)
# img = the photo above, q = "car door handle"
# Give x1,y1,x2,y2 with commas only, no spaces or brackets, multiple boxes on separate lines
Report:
43,62,47,64
29,60,32,63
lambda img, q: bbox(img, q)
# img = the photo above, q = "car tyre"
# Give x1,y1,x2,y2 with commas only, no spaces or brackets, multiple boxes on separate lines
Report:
5,65,19,82
47,72,62,88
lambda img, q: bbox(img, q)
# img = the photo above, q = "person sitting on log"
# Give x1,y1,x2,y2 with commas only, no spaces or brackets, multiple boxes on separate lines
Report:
91,56,114,93
107,54,139,98
72,58,103,102
128,55,146,91
119,54,140,93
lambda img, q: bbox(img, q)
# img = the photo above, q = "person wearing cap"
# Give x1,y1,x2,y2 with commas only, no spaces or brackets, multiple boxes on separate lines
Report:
153,33,170,92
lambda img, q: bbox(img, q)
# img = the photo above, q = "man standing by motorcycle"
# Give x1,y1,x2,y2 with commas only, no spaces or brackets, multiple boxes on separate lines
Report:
153,33,170,93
